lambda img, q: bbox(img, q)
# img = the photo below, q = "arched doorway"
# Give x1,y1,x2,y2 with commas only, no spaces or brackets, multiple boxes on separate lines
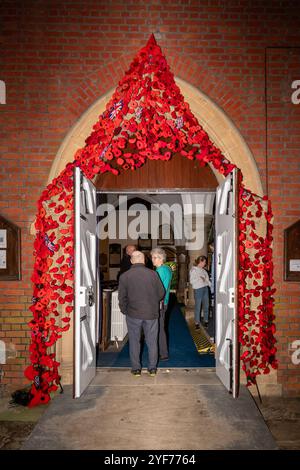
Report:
46,79,264,386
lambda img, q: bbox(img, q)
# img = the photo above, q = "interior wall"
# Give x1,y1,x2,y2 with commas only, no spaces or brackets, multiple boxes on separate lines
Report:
96,154,218,190
98,191,215,281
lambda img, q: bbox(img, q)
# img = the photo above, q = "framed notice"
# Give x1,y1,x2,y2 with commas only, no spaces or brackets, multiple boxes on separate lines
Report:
109,243,121,267
284,220,300,282
138,234,152,250
158,224,174,246
0,215,21,281
0,250,7,269
0,229,7,248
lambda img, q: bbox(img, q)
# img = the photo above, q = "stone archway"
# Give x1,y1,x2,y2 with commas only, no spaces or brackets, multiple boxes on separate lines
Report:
48,78,264,385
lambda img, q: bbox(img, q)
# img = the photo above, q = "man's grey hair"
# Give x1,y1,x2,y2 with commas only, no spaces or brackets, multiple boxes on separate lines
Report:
130,250,145,264
150,247,166,263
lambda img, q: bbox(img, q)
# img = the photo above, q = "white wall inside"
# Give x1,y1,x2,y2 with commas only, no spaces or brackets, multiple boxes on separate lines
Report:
97,191,215,281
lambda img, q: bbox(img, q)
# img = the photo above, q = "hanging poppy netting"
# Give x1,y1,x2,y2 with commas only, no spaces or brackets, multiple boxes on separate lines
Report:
25,166,75,405
238,187,277,385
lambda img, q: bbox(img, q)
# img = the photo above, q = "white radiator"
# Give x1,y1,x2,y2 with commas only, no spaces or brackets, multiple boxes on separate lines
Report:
110,291,128,341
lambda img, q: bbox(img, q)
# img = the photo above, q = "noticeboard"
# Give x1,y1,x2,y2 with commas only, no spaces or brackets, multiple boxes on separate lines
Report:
284,220,300,282
0,215,21,281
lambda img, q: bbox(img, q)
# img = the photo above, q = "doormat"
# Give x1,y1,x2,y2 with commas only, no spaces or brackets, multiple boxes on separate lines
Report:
189,322,215,355
180,306,215,355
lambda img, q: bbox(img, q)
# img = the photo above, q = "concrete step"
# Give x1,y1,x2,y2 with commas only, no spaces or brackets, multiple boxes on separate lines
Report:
93,367,219,386
22,368,277,450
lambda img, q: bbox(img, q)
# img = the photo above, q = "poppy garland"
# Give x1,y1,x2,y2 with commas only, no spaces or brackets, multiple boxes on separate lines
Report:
238,185,278,384
25,35,277,406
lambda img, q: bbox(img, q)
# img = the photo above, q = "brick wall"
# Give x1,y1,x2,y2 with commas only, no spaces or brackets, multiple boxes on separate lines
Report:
267,48,300,395
0,0,300,395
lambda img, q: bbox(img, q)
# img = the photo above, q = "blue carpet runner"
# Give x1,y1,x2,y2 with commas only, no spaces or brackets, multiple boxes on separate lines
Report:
97,303,215,368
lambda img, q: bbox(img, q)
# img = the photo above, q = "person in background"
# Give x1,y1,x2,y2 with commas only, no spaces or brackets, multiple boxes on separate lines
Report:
151,247,173,361
144,252,153,270
117,244,136,281
189,256,211,329
118,251,165,376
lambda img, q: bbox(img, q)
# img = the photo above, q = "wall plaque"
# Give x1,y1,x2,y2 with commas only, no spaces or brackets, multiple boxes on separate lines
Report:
109,243,121,267
284,220,300,282
0,215,21,281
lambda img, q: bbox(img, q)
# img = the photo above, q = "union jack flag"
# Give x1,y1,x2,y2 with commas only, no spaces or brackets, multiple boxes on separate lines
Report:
99,145,109,160
175,116,184,129
44,234,55,253
34,375,40,388
135,106,143,120
109,99,123,120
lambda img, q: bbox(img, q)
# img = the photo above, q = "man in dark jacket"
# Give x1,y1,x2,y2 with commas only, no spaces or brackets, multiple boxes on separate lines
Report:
118,250,165,376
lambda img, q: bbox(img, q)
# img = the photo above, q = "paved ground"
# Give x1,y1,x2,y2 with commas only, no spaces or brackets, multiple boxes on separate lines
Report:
20,368,277,450
254,396,300,450
0,391,47,450
0,421,35,450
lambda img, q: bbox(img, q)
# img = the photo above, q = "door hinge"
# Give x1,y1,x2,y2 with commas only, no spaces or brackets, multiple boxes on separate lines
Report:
78,286,95,308
79,286,87,307
87,286,95,307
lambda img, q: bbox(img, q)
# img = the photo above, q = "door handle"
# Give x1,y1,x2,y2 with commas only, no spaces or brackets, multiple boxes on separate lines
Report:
228,287,235,308
226,338,233,391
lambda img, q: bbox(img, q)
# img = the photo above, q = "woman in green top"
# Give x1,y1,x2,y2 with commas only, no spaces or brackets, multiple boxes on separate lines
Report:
151,247,173,360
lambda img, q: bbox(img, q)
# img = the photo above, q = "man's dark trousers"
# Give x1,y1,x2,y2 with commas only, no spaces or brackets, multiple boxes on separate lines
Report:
126,316,158,371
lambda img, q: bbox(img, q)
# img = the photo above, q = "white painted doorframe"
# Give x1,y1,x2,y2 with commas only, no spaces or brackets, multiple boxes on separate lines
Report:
75,185,240,398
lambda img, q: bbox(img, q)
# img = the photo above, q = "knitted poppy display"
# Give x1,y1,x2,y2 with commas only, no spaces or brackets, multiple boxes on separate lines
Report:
25,35,277,406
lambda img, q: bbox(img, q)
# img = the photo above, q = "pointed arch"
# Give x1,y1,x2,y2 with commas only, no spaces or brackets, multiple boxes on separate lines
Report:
47,77,263,196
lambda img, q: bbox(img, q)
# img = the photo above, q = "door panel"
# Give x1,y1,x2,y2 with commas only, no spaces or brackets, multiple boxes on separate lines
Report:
74,167,97,398
215,169,240,398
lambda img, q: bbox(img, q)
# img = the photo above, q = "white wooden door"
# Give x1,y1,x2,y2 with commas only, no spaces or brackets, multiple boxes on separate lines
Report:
74,167,97,398
215,169,240,398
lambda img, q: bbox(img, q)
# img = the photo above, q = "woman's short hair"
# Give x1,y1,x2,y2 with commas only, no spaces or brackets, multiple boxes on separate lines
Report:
194,255,207,266
150,247,166,263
